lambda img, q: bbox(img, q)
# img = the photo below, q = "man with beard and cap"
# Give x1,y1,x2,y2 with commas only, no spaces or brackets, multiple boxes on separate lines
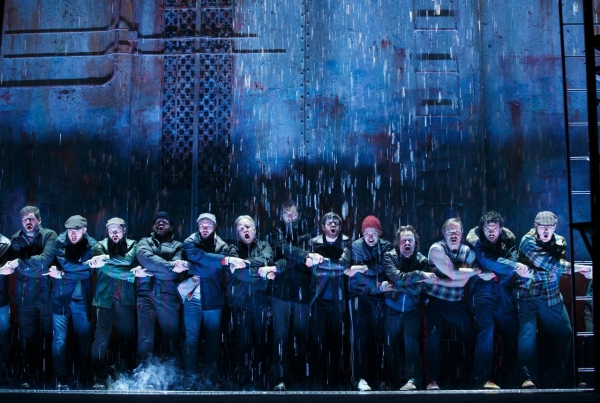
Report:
269,200,313,391
422,218,480,390
514,211,592,389
347,215,393,392
135,211,186,363
228,215,275,390
5,206,57,388
45,215,97,390
305,212,357,390
179,212,246,388
465,211,520,390
0,232,11,384
88,217,152,390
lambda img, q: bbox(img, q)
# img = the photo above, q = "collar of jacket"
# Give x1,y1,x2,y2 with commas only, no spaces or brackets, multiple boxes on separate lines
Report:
395,246,418,263
150,232,175,243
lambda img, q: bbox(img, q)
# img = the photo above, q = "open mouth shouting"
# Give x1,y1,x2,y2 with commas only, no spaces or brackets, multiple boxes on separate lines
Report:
443,224,462,249
154,219,171,236
236,218,256,245
323,219,340,240
21,213,40,236
535,224,556,243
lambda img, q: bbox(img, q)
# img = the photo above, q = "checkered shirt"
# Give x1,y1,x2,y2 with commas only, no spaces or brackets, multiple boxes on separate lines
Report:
513,228,571,306
424,240,477,301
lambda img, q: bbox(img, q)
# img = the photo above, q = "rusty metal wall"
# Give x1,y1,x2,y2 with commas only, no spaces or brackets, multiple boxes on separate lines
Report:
0,0,568,249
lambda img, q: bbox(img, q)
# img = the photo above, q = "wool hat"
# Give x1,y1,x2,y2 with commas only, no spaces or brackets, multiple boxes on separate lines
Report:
535,211,558,226
65,215,87,229
153,211,172,224
106,217,126,227
197,213,217,226
361,215,382,233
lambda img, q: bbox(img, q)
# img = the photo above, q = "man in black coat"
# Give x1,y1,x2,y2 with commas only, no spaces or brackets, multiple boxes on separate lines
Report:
269,200,313,391
46,215,97,390
136,212,186,363
6,206,57,388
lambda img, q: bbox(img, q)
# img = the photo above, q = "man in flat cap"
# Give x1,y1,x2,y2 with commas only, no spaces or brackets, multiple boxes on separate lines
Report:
89,217,151,389
180,212,244,388
135,211,186,363
514,211,592,389
5,206,57,388
46,215,97,390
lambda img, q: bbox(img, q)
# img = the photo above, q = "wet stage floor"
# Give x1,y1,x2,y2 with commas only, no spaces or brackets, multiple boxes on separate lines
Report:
0,388,597,403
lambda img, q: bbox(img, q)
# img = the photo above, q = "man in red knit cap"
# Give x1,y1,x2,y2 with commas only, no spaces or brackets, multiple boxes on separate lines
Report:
348,216,393,391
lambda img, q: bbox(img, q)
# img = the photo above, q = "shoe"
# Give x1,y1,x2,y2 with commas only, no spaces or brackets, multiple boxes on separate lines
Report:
521,379,536,389
483,381,500,390
20,382,30,389
93,382,107,390
273,382,287,391
57,383,70,391
426,381,440,390
400,379,417,391
357,379,372,391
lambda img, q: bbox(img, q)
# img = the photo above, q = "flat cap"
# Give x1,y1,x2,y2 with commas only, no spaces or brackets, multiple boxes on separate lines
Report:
65,215,87,229
197,213,217,226
534,211,558,226
106,217,126,227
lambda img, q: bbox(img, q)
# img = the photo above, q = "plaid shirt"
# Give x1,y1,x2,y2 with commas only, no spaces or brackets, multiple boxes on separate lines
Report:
424,240,477,302
514,229,571,306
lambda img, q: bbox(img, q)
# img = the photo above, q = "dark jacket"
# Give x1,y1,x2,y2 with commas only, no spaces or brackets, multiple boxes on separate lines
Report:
270,220,313,304
182,232,236,310
9,226,57,306
0,235,10,307
348,238,393,304
136,232,182,299
465,227,517,311
228,239,274,308
52,232,97,318
92,238,138,308
309,234,352,306
382,248,430,312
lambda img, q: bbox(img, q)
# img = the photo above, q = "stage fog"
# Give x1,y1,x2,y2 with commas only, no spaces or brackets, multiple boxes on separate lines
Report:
0,0,594,394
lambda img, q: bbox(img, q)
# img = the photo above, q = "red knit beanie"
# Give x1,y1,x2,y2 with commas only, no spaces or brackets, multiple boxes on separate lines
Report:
361,215,382,232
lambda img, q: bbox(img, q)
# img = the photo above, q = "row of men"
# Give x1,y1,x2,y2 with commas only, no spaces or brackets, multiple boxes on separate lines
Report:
0,203,592,391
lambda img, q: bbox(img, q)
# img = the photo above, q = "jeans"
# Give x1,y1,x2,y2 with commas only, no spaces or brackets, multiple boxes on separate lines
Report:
91,299,136,380
516,297,573,385
423,295,474,385
52,299,92,378
384,307,422,386
231,293,271,374
271,297,309,385
473,306,518,384
137,293,180,362
182,298,221,373
18,303,53,382
349,298,385,383
0,305,9,377
309,298,348,388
